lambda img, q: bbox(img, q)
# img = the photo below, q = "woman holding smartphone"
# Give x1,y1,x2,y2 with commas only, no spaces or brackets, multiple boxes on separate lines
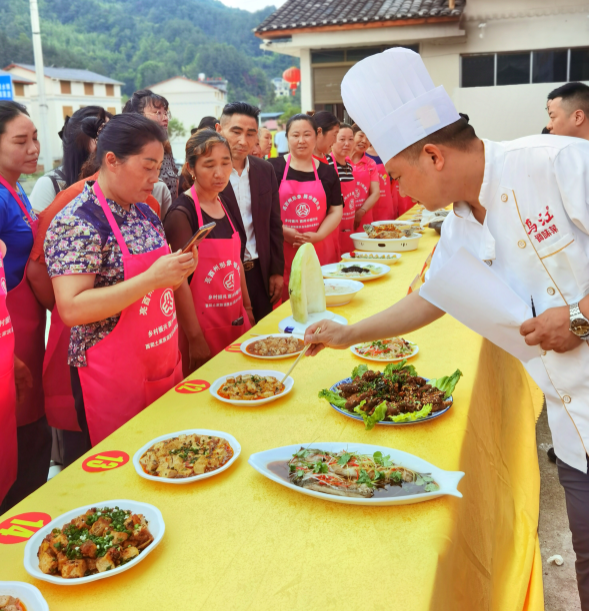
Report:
164,129,254,374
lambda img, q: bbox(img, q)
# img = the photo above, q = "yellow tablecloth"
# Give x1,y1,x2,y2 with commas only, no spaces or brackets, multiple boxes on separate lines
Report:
0,216,544,610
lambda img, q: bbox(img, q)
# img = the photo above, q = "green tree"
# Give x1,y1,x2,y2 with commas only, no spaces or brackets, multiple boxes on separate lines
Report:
168,117,186,140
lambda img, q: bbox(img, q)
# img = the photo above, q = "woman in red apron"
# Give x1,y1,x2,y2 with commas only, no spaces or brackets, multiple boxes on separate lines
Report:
311,111,340,165
365,144,397,221
269,114,343,300
350,125,380,230
164,129,254,376
46,114,195,446
0,101,52,512
328,123,357,254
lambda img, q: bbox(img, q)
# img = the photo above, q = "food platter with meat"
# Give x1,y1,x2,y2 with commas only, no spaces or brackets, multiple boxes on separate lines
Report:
240,334,305,360
210,370,294,406
319,361,462,428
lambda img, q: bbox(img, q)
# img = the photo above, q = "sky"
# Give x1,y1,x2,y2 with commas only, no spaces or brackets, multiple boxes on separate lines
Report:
218,0,287,11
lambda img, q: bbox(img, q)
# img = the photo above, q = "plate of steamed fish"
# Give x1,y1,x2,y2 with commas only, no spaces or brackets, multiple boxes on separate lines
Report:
248,443,464,506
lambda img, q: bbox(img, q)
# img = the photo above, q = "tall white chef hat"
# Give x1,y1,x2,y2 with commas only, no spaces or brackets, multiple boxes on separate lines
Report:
341,48,460,163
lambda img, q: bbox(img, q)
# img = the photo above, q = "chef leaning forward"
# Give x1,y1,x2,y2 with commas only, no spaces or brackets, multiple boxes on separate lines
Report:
303,47,589,608
44,113,196,447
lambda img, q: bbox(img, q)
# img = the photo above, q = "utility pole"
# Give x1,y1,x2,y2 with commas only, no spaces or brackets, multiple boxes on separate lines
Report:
29,0,53,172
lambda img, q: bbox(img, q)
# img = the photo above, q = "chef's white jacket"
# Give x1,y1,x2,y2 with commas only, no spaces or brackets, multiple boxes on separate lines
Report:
424,135,589,473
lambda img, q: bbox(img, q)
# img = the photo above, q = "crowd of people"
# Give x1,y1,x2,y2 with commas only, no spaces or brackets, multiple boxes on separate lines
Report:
1,52,589,606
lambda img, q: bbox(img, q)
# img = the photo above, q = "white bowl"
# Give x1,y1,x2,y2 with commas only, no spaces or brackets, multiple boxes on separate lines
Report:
240,334,305,360
324,279,364,306
210,370,294,406
351,231,422,252
23,499,165,586
321,262,390,282
341,251,402,263
248,443,464,506
132,429,241,484
0,582,48,610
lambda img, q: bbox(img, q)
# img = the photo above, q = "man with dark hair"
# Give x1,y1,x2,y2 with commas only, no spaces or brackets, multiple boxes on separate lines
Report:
547,82,589,140
196,116,219,132
217,102,284,322
305,48,589,609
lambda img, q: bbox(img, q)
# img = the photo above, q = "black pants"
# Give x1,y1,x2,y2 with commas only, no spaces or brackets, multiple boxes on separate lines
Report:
245,260,272,323
64,366,92,466
0,416,52,514
557,456,589,610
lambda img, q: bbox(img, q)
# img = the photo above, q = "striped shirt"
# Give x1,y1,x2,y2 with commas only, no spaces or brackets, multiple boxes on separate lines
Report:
327,156,354,182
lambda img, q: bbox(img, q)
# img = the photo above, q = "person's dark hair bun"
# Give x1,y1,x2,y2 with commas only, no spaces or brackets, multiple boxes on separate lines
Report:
80,110,107,140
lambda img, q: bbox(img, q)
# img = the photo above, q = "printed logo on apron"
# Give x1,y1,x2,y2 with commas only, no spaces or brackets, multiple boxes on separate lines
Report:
160,289,174,316
223,271,235,292
296,203,310,217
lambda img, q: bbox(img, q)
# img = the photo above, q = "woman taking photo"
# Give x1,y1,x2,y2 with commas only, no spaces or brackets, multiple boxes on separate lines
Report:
44,113,195,446
164,129,254,374
311,111,340,163
328,123,357,254
0,101,51,511
350,125,380,229
269,114,342,299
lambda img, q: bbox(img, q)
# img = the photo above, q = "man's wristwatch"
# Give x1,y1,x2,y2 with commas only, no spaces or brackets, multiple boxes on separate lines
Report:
569,302,589,339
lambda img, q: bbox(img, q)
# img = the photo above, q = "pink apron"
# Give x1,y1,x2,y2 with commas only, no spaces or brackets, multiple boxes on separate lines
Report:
0,250,17,503
372,161,397,221
78,184,182,445
182,186,251,369
43,309,78,431
392,180,414,217
352,155,374,226
0,176,46,427
279,155,337,300
331,154,356,255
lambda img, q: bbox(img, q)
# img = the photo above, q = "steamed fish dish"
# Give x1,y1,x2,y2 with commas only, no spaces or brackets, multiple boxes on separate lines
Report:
364,223,416,239
286,448,439,498
320,361,462,428
140,433,234,479
38,507,153,578
219,374,285,400
246,336,304,357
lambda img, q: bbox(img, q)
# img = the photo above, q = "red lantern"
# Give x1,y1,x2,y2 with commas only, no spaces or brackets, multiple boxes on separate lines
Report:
283,66,301,96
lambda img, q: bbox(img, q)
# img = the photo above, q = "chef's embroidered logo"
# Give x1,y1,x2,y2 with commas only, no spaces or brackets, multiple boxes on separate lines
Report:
296,203,310,218
525,206,559,243
223,271,235,292
160,289,174,316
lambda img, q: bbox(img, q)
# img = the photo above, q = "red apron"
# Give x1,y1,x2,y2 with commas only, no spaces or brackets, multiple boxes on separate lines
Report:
352,155,374,226
279,155,337,299
0,250,17,503
43,309,78,430
392,180,414,217
0,176,45,427
372,161,397,221
331,154,356,255
78,184,182,445
183,186,251,367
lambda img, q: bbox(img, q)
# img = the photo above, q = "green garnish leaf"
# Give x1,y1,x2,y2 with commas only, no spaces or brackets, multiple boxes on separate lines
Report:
429,369,463,399
353,400,387,431
357,469,374,488
312,461,328,474
337,452,352,466
383,360,417,378
351,364,369,379
373,451,393,467
318,388,347,409
424,482,440,492
389,403,433,423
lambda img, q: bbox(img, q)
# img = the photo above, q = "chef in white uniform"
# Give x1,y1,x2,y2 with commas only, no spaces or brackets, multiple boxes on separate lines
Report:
304,47,589,609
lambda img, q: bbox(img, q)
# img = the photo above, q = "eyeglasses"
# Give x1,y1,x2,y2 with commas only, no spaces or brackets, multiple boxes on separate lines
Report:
145,109,171,120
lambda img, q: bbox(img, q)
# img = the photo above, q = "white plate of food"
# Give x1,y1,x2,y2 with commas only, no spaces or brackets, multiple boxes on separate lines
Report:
341,251,402,263
210,370,294,406
240,334,305,360
321,262,390,282
248,443,464,506
351,221,422,252
0,582,48,611
133,429,240,484
324,279,364,306
24,500,164,585
350,337,419,362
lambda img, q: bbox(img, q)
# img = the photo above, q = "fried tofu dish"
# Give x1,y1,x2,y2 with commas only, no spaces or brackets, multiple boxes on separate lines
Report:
218,374,284,400
38,507,153,579
246,336,304,357
0,595,26,611
139,433,234,479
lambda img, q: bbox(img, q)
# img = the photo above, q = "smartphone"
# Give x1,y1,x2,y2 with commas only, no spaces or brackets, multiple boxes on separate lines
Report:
181,222,216,253
231,316,244,326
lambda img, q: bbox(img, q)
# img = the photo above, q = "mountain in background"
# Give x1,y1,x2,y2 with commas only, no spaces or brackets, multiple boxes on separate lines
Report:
0,0,297,107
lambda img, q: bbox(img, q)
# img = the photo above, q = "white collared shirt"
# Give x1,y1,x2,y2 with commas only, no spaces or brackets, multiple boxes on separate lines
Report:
424,135,589,472
229,156,257,261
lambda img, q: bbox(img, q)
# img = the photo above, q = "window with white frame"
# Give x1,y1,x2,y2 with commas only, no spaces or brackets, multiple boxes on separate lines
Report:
461,47,589,87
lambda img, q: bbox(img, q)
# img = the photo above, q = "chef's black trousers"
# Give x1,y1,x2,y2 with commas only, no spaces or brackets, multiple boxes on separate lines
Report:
557,456,589,610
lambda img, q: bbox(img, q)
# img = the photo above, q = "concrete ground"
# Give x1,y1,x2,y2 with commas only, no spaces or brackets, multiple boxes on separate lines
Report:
537,405,581,610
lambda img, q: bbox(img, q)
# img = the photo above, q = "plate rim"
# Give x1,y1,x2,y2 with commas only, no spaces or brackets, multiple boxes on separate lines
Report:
23,499,165,586
349,340,419,362
240,333,305,360
321,261,390,282
209,369,294,406
132,429,241,484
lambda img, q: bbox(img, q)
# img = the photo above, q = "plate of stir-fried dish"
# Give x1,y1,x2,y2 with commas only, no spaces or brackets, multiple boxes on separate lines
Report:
133,429,240,484
211,370,294,406
350,337,419,362
241,334,305,360
248,443,464,506
24,500,164,585
0,583,48,611
319,361,462,428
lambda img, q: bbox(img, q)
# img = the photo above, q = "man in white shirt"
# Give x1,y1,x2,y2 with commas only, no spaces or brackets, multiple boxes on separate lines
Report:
217,103,284,322
304,48,589,608
274,122,289,156
546,82,589,140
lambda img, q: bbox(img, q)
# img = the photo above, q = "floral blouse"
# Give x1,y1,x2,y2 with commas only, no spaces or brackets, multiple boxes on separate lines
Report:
44,181,166,367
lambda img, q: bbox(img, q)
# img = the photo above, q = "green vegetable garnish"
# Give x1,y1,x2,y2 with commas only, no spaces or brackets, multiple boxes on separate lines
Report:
373,451,392,467
390,403,433,423
351,363,369,379
353,400,387,430
429,369,463,399
357,469,374,488
337,452,352,466
318,388,347,409
383,359,417,378
312,461,328,474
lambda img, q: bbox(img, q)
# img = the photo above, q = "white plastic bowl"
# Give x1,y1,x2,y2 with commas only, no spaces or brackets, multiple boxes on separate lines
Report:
0,582,48,610
324,279,364,306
